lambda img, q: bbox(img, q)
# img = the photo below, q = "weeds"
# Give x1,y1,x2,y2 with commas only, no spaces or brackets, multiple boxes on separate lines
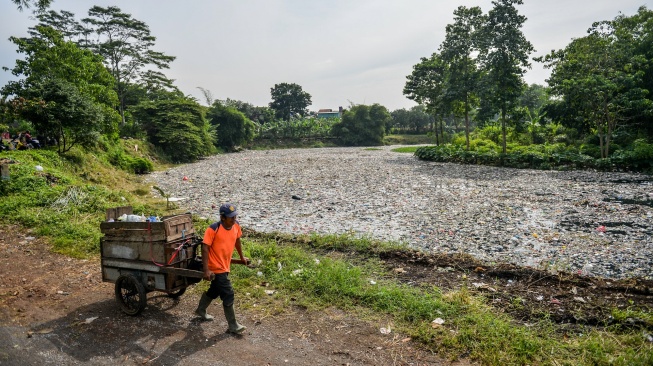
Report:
227,232,653,365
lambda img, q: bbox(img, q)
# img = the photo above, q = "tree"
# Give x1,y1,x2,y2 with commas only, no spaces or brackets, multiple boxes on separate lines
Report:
12,79,109,153
440,6,484,150
33,9,91,45
219,99,276,125
539,21,649,158
132,98,214,163
196,87,215,106
11,0,51,11
269,83,312,120
332,104,390,146
207,103,256,151
1,26,119,153
390,106,432,134
477,0,534,154
404,53,449,145
608,6,653,137
81,6,176,127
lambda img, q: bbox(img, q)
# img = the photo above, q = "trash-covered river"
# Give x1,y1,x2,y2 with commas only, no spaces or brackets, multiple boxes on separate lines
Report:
148,146,653,280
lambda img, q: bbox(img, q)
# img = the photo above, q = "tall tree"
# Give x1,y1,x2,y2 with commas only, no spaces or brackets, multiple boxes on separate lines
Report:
81,6,176,126
196,87,214,106
440,6,484,150
33,10,88,42
11,0,51,11
404,53,449,145
609,6,653,137
539,22,649,158
2,26,119,153
269,82,312,120
477,0,534,154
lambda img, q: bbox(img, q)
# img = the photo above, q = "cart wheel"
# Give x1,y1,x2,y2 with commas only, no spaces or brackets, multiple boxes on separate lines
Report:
115,274,146,316
167,287,186,299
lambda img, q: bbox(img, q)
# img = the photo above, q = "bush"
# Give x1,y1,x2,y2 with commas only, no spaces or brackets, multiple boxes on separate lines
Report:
108,150,153,174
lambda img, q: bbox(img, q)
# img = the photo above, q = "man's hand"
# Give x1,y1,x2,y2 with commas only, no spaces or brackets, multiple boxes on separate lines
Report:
203,270,214,281
231,257,250,265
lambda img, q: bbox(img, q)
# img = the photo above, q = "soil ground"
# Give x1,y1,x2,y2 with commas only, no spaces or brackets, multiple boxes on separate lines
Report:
1,224,652,365
0,225,468,366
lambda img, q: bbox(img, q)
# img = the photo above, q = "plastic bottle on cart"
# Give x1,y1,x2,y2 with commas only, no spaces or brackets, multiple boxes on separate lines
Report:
119,214,145,222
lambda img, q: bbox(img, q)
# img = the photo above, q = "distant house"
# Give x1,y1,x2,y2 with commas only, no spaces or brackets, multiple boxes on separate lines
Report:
316,107,343,119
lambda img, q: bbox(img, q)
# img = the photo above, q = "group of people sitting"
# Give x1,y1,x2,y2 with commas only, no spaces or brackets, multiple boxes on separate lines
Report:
1,130,42,150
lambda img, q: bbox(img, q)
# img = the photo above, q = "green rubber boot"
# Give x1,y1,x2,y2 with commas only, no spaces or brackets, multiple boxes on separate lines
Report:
194,293,214,320
223,303,246,334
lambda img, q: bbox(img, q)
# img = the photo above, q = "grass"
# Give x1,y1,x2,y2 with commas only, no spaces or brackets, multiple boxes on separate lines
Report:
391,146,419,153
0,142,178,258
384,134,434,145
210,232,653,365
3,142,652,365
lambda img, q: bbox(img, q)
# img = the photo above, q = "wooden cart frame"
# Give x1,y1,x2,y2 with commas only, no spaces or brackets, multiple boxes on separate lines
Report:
100,207,204,315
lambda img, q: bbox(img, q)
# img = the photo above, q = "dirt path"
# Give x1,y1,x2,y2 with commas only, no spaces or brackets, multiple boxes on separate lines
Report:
2,226,651,365
0,225,463,366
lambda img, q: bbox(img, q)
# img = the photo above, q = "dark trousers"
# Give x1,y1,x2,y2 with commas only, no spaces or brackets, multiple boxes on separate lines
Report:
206,272,234,306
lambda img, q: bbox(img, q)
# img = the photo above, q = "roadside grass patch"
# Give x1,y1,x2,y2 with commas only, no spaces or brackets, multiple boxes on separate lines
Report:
392,146,419,153
230,233,653,365
0,148,172,258
384,134,434,145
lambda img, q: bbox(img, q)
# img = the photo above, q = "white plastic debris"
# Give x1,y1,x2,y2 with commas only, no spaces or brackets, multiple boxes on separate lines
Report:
145,147,653,280
379,327,391,334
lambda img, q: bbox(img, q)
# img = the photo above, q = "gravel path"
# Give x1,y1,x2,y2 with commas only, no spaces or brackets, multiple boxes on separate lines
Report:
147,146,653,280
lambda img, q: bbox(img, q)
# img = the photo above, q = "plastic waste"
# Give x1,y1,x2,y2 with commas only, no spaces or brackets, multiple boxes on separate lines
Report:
35,165,44,171
117,214,146,222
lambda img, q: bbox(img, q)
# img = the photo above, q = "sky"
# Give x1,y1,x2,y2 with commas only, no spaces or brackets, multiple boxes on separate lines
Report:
0,0,650,111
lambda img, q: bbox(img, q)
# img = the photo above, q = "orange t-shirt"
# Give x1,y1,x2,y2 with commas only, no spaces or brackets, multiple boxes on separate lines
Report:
203,222,242,274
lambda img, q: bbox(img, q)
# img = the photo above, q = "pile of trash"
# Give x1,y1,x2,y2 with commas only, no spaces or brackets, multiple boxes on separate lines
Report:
111,214,160,222
148,146,653,280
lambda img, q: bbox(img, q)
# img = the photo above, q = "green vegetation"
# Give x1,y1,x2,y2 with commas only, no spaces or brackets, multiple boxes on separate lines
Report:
0,142,165,257
206,232,653,365
207,103,256,151
332,104,391,146
415,125,653,172
2,144,651,365
391,146,419,154
384,134,434,146
256,117,339,140
268,82,312,120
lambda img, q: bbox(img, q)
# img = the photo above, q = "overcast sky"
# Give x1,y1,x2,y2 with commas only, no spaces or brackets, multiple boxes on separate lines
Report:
0,1,649,111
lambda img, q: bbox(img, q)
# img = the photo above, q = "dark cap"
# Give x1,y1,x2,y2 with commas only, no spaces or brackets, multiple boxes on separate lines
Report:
219,203,238,217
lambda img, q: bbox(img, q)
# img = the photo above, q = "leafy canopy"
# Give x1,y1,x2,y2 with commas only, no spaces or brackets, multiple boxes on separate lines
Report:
332,104,390,146
1,26,119,153
269,83,312,120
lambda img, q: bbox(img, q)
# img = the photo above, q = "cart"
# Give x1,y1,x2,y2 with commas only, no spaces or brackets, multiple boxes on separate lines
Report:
100,206,205,316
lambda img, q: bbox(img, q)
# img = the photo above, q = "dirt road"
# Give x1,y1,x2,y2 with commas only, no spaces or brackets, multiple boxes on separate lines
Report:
0,225,459,366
